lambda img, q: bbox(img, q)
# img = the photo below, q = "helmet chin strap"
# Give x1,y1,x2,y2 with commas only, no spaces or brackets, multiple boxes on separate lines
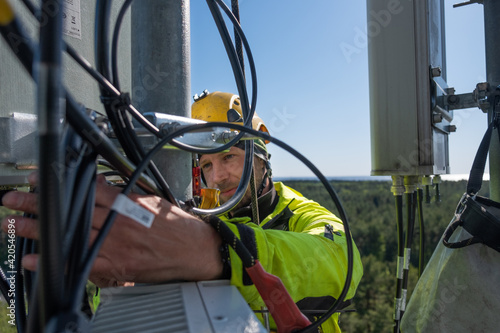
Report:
257,161,272,197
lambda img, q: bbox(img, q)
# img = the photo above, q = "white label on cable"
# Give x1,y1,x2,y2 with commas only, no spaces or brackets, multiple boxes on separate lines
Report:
111,194,155,228
63,0,82,39
397,256,404,279
404,248,411,270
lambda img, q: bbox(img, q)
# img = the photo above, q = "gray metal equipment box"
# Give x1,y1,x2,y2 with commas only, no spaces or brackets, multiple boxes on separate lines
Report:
367,0,451,176
91,280,267,333
0,0,131,186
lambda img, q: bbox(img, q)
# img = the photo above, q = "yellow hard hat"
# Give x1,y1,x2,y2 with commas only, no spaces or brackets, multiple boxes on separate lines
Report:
191,90,269,138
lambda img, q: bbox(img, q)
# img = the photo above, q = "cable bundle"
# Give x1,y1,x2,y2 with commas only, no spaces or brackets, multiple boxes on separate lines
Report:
0,1,354,332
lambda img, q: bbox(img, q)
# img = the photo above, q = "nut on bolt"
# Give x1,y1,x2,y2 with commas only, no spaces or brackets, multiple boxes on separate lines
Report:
446,125,457,133
431,67,442,78
447,94,459,105
433,113,443,124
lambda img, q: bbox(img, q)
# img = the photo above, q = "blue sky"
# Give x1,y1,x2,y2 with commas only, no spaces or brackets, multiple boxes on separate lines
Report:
190,1,488,178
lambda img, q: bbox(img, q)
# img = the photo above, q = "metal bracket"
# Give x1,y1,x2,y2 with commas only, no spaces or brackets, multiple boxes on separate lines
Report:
474,82,490,112
0,112,38,166
453,0,483,8
438,82,492,113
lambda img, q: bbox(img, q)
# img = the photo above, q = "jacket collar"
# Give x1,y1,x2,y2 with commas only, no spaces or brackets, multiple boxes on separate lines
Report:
229,181,279,221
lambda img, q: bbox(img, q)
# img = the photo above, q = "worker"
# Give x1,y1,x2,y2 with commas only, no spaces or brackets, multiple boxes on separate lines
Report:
1,91,363,332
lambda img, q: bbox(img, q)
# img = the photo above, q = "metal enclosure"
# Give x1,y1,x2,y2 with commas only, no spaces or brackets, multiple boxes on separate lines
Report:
91,281,267,333
367,0,451,176
0,0,131,186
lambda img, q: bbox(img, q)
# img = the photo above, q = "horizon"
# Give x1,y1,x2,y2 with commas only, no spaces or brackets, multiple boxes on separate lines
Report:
275,173,490,182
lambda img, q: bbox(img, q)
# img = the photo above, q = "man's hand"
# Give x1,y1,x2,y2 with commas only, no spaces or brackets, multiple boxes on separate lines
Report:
1,173,224,287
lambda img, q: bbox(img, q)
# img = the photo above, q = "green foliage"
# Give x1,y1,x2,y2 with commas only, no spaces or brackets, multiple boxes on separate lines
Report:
283,179,486,332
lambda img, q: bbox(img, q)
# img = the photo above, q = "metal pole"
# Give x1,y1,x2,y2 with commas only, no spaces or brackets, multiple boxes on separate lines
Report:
483,0,500,201
131,0,192,200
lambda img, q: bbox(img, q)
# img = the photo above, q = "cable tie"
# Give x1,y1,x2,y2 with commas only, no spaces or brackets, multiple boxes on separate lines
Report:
99,92,131,108
111,194,155,228
397,256,404,279
393,298,401,320
401,290,407,312
403,248,411,270
99,95,115,105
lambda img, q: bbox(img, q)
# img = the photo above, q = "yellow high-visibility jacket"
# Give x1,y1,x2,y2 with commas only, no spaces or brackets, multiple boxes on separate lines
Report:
219,182,363,333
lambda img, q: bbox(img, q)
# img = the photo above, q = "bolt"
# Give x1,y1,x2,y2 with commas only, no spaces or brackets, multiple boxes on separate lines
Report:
431,67,442,78
447,94,459,105
446,125,457,133
444,87,456,95
433,113,443,124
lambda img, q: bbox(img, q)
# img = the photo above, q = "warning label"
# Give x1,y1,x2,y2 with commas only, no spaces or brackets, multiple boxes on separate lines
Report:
63,0,81,39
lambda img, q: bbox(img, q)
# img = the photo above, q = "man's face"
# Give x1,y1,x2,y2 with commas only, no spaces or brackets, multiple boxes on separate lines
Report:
199,146,266,210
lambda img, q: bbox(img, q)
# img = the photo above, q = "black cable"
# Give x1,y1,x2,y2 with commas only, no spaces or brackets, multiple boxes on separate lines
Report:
20,0,168,206
0,267,11,304
214,0,259,115
120,107,179,205
95,0,177,204
61,127,87,229
75,121,352,332
77,123,256,289
65,95,162,196
23,235,35,303
95,0,112,83
206,0,253,124
25,272,41,333
393,194,404,333
101,170,127,179
0,6,159,328
111,0,134,90
231,0,244,77
64,152,97,290
6,0,244,184
5,2,353,330
17,213,38,333
228,0,259,226
14,236,27,333
166,0,261,155
95,1,143,165
68,175,97,311
37,0,66,326
95,0,143,164
97,159,117,170
20,0,161,138
417,188,426,278
64,45,162,137
400,190,416,321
